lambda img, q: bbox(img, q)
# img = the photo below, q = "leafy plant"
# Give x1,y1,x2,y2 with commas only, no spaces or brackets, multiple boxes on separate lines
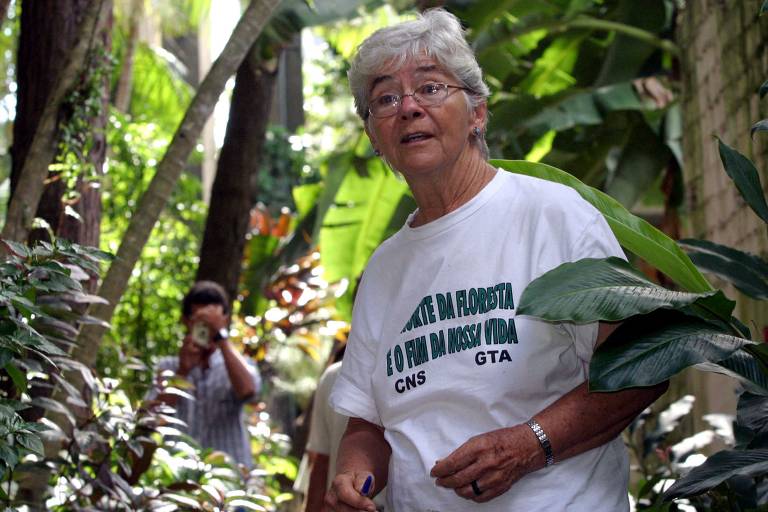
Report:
508,15,768,503
0,237,111,506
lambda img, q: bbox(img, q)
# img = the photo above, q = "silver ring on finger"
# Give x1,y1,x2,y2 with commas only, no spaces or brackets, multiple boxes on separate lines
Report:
471,480,482,496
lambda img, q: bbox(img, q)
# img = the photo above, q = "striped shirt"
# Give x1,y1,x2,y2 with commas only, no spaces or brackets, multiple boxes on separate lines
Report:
150,350,261,467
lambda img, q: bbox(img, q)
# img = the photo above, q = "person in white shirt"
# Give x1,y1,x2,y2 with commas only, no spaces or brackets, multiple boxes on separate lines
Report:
324,9,668,512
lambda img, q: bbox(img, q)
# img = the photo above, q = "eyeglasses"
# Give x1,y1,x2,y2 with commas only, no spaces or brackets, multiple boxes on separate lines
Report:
367,82,473,119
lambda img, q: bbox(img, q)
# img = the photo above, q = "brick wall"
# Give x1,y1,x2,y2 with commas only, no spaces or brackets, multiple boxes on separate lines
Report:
677,0,768,418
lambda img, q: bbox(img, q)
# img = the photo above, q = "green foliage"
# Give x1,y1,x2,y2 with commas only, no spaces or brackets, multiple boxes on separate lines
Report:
99,110,206,401
514,11,768,499
0,237,111,496
49,44,114,199
679,239,768,300
255,125,316,215
128,43,193,134
518,257,725,324
716,138,768,224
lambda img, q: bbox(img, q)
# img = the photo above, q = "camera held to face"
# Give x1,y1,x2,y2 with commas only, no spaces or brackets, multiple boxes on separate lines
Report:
191,322,210,348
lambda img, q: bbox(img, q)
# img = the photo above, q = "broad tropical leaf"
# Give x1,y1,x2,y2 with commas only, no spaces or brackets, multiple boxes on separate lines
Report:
737,392,768,435
319,158,414,316
697,350,768,395
679,238,768,300
717,138,768,224
517,257,721,323
590,309,753,391
662,449,768,500
492,159,712,292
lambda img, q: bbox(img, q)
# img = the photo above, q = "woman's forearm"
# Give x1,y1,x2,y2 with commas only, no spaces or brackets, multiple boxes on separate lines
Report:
532,379,668,467
336,417,391,494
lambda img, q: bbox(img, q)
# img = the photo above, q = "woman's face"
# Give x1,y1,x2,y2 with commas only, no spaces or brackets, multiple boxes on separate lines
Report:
364,57,485,178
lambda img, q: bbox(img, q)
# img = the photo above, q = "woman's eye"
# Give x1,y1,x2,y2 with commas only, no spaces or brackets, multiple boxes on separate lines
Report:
420,83,442,95
376,94,398,106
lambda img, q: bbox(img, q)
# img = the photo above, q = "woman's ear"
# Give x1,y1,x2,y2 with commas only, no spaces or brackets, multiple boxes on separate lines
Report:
473,101,488,131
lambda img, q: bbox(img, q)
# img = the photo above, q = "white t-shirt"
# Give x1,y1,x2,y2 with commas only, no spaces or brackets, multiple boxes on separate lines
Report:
329,170,630,511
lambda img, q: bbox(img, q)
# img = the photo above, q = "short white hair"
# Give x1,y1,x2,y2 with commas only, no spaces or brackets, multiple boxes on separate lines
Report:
348,8,490,158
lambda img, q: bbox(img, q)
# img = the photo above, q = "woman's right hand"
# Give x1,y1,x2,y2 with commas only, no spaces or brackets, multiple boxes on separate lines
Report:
324,471,377,512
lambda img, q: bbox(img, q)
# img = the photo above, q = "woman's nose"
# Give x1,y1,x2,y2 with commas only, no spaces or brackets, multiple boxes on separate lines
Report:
399,94,424,119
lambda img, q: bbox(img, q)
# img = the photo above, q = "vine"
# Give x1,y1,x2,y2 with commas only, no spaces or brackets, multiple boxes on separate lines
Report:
48,43,114,202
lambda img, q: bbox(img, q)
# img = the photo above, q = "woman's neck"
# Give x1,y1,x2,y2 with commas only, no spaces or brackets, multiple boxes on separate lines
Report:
407,154,496,227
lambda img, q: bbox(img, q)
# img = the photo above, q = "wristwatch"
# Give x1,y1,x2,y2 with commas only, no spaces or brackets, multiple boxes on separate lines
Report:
213,327,229,342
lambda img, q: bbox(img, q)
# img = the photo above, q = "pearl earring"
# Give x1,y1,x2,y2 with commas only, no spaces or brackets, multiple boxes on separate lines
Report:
473,127,481,137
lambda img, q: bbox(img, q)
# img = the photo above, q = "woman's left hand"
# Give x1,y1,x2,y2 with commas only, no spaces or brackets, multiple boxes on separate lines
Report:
429,425,542,503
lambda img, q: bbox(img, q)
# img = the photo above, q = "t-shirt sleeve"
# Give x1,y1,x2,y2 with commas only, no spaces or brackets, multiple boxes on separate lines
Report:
328,283,382,426
562,211,625,363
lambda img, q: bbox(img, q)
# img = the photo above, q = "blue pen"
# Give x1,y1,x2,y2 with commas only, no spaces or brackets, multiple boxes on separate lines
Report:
361,475,373,496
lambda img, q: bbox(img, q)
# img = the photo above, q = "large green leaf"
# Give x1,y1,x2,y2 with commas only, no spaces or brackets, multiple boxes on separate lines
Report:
662,449,768,501
717,138,768,224
517,257,721,324
679,238,768,300
319,158,413,287
492,159,712,292
590,310,753,391
697,350,768,395
519,33,586,96
737,392,768,434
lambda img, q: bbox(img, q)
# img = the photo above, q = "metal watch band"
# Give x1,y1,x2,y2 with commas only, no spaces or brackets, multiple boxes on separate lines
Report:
526,419,554,466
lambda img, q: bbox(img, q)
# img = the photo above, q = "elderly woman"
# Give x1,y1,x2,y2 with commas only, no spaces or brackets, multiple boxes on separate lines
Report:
326,9,667,511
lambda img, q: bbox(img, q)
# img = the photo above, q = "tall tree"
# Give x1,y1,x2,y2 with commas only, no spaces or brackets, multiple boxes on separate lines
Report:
3,0,111,243
195,43,280,303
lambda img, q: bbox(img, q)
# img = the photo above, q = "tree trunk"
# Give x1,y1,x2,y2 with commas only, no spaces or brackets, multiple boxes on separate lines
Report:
74,0,283,369
196,44,279,304
2,0,110,243
0,0,11,25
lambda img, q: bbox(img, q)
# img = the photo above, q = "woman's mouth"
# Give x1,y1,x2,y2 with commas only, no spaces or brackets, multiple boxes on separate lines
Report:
401,132,433,144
